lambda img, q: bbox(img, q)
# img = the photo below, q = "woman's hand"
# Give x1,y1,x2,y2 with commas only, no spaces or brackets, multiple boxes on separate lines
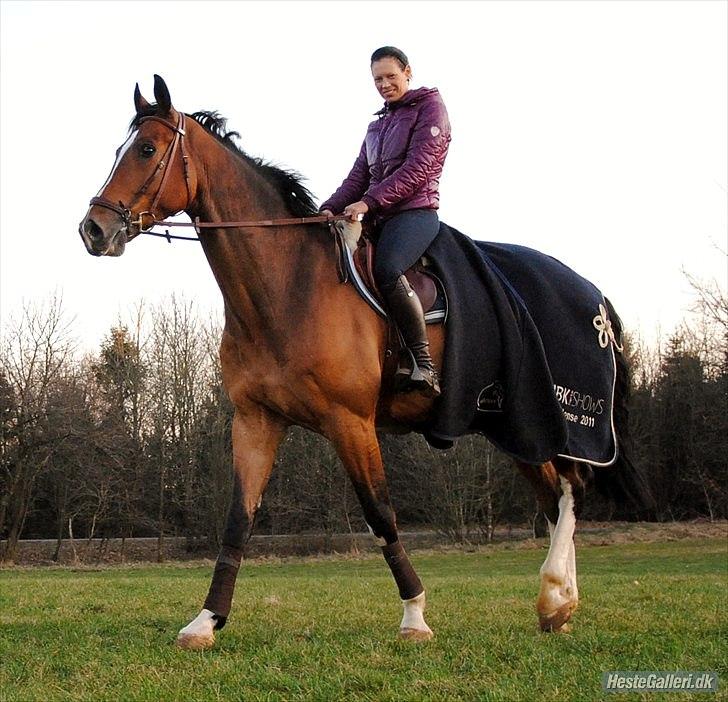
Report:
343,200,369,222
320,209,334,220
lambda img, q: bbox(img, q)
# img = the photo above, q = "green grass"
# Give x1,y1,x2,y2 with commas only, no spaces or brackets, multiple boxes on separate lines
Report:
0,538,725,701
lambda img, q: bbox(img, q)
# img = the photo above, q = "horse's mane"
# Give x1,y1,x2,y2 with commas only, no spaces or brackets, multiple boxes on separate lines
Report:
130,107,318,217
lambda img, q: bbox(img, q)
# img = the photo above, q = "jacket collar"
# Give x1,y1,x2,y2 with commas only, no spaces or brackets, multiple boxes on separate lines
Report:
374,86,438,116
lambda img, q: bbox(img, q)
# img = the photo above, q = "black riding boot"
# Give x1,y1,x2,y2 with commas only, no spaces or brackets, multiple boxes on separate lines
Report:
383,274,441,398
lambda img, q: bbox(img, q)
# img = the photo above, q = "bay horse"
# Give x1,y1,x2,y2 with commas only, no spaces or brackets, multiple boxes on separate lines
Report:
80,76,644,650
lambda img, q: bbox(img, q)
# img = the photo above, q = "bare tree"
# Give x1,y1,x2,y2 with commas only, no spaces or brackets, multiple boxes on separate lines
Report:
0,295,75,561
264,427,363,547
194,315,233,546
683,266,728,335
382,433,511,544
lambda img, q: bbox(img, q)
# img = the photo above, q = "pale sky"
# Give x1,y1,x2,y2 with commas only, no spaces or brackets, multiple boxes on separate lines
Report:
1,0,726,351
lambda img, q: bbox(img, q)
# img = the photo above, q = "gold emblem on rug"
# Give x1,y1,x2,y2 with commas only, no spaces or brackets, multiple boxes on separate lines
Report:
592,303,624,352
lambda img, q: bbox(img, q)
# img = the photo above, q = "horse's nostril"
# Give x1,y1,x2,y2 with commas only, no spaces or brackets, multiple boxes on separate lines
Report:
85,219,105,242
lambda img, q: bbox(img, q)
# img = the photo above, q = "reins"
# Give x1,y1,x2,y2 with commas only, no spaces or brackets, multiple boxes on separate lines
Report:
145,213,348,243
89,110,350,244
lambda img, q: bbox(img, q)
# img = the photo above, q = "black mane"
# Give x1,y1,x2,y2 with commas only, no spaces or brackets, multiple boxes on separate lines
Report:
130,107,318,217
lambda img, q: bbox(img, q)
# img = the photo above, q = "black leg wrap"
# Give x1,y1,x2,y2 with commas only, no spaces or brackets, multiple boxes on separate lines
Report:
203,546,244,618
381,541,424,601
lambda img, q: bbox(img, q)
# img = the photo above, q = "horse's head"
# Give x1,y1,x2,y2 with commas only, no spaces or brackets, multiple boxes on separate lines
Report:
79,75,195,256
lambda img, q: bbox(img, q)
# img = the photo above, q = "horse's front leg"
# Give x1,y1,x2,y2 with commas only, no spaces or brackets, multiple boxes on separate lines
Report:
176,405,286,650
327,412,433,641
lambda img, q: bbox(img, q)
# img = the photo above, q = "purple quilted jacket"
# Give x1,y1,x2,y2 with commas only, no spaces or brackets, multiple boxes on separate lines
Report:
320,87,451,218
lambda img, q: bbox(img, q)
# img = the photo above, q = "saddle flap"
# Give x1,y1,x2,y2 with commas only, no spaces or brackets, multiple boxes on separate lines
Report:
353,238,438,313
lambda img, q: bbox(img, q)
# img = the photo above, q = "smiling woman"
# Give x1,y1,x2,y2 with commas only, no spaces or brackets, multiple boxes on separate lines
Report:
320,46,452,398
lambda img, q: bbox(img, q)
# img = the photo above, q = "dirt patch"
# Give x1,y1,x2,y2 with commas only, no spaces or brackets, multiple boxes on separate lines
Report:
1,520,725,568
574,520,727,546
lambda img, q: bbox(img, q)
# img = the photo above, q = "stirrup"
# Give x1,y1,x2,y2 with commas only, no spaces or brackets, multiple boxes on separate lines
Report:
411,366,441,398
394,348,416,390
395,348,441,398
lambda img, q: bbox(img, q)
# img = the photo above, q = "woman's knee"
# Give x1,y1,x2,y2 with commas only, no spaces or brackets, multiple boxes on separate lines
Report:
374,259,402,291
374,210,438,289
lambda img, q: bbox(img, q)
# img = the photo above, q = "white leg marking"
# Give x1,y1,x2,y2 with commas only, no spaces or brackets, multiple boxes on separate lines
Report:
540,477,576,582
176,608,217,650
538,477,578,630
544,486,578,601
567,537,579,602
398,591,433,641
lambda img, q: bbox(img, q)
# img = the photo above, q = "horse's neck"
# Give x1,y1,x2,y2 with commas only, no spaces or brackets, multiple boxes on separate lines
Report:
187,136,327,347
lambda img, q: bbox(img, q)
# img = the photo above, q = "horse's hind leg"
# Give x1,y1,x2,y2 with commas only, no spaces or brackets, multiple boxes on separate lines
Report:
177,405,286,650
327,413,432,641
518,459,584,632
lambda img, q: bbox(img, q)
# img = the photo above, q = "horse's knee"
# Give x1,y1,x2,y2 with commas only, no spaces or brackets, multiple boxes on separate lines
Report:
352,484,398,544
373,261,401,293
222,477,257,547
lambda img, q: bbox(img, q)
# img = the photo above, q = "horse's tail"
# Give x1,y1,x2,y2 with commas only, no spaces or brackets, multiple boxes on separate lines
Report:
589,297,656,520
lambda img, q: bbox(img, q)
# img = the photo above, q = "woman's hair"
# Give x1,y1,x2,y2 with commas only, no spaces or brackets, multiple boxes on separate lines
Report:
370,46,409,70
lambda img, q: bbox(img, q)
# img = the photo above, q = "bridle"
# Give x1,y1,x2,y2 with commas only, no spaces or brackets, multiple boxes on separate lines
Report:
89,111,192,242
88,111,347,244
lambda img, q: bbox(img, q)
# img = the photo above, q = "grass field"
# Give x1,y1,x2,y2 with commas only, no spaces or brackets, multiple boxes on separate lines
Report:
0,538,725,701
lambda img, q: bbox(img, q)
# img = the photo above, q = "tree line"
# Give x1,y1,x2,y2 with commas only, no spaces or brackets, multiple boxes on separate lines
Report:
1,276,725,563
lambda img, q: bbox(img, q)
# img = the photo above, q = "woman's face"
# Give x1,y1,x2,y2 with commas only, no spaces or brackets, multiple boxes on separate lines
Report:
371,57,412,103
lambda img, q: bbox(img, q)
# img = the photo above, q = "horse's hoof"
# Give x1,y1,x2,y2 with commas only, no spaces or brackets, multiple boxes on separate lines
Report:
538,602,575,633
398,627,434,642
176,632,215,650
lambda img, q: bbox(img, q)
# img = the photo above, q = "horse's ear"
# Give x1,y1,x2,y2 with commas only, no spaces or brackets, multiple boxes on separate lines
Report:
134,83,151,113
153,74,173,114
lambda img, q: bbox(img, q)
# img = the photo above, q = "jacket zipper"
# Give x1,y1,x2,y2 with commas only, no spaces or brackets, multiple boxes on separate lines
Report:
376,112,394,177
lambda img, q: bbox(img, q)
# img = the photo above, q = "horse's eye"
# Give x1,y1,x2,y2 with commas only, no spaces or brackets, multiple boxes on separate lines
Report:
140,143,156,158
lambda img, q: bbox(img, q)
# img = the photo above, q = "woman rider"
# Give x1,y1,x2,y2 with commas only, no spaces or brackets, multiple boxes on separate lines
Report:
320,46,451,398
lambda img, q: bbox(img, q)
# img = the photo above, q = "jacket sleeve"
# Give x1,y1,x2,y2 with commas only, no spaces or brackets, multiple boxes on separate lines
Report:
319,140,370,214
362,97,451,211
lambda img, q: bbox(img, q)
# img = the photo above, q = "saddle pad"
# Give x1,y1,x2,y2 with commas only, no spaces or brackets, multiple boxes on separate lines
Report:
422,224,619,466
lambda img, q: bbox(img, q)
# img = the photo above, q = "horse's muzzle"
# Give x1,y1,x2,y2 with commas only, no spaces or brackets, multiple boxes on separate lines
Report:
79,212,128,257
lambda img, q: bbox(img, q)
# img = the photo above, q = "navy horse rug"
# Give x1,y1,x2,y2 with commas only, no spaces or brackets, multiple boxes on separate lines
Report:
422,224,623,466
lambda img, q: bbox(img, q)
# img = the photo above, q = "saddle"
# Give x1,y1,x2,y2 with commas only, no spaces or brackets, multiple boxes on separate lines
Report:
332,220,447,324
